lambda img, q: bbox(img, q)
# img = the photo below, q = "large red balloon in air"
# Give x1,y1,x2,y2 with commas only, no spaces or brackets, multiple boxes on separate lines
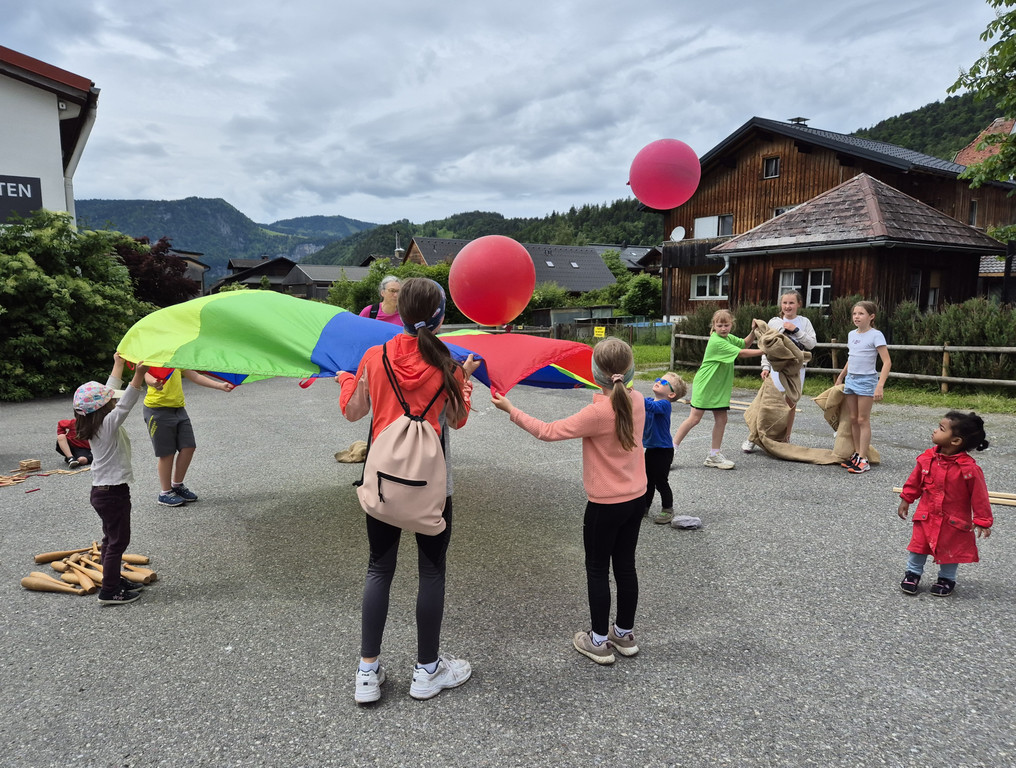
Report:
449,235,536,326
628,138,701,210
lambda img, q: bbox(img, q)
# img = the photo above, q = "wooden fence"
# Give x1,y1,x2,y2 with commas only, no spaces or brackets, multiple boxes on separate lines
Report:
670,333,1016,392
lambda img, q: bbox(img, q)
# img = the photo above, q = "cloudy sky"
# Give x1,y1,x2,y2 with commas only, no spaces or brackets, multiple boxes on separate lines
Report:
6,1,1000,226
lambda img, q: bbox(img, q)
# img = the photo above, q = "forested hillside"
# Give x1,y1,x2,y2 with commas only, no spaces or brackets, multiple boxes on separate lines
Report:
75,198,364,275
307,199,663,266
264,214,377,239
851,91,1000,161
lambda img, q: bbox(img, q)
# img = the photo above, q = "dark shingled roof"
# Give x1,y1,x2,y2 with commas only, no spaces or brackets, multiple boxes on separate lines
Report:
282,264,370,284
701,117,1014,190
408,237,615,293
711,173,1006,257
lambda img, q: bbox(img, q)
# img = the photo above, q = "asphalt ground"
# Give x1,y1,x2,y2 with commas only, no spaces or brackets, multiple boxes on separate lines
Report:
2,376,1015,768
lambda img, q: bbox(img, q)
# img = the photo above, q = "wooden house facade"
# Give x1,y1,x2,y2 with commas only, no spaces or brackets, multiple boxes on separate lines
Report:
661,117,1016,317
701,174,1004,317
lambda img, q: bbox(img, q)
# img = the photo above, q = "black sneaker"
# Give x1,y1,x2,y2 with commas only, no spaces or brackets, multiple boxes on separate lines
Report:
900,571,921,594
930,577,956,597
97,589,141,606
120,577,145,591
840,453,859,469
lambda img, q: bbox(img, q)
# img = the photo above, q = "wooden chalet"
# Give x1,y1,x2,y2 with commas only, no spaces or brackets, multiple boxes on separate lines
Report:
661,117,1016,317
404,237,615,294
282,264,370,300
168,248,210,297
210,256,297,293
979,252,1014,301
706,173,1004,315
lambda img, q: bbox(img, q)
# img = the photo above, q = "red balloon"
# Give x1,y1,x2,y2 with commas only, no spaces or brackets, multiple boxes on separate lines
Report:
628,138,701,210
449,235,536,326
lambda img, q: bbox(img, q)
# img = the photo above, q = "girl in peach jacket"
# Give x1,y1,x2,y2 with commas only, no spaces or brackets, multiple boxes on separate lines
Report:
492,337,646,666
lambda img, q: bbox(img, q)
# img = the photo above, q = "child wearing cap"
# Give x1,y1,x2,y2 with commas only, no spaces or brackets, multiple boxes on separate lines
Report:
73,353,155,606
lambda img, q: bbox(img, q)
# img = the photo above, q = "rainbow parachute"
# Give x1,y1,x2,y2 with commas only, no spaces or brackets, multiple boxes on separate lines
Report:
117,291,595,393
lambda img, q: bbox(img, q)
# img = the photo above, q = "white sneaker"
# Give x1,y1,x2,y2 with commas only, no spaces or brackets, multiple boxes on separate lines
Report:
354,665,386,704
409,655,472,700
703,453,735,470
741,440,755,454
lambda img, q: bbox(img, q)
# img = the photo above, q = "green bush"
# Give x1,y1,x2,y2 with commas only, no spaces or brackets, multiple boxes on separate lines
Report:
0,211,154,401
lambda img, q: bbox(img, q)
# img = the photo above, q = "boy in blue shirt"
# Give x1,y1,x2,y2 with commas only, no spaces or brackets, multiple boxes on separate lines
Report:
643,372,686,524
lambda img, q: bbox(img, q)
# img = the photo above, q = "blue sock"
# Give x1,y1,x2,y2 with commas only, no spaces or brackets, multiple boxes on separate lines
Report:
416,659,439,674
591,631,608,645
359,659,379,673
614,625,633,638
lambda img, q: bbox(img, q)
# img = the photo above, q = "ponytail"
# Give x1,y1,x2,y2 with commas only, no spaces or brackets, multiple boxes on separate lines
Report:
591,337,637,452
398,277,467,419
416,325,467,419
609,380,636,451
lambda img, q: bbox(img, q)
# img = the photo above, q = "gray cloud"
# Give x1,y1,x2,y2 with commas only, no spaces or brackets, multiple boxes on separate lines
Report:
4,0,999,225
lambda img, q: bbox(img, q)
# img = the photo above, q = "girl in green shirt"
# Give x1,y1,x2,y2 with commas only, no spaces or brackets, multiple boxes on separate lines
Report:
673,309,762,469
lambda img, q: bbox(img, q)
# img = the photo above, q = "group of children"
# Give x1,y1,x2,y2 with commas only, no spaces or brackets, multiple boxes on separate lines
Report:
491,296,995,666
61,297,995,685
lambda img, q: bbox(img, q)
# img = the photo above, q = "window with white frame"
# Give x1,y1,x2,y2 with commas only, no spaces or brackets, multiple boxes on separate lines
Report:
692,272,729,299
694,214,734,238
763,156,780,179
778,268,831,308
778,269,804,296
806,269,832,308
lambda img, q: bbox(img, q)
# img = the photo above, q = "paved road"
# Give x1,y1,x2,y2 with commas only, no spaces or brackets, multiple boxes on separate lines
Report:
2,377,1015,768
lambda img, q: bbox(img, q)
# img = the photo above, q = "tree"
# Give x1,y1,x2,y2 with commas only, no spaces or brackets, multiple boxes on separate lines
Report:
620,273,663,317
0,211,153,401
950,0,1016,239
114,235,200,307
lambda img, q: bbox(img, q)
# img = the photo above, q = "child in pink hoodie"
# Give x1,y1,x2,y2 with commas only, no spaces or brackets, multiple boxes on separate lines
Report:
492,337,646,666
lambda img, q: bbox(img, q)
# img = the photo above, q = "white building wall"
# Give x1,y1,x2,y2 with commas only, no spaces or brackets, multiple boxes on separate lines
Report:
0,76,68,214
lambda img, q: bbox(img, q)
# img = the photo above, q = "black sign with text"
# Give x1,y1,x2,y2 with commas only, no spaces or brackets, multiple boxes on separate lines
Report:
0,175,44,220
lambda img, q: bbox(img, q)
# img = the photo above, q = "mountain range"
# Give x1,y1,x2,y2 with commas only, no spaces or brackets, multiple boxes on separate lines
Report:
74,92,1001,274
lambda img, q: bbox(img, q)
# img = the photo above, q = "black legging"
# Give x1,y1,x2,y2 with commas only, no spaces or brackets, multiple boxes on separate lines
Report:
583,497,643,636
643,447,675,509
361,497,452,664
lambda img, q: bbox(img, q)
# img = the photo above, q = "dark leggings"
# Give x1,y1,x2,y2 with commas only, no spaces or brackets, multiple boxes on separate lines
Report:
643,447,674,509
361,497,452,664
90,484,131,595
583,497,643,636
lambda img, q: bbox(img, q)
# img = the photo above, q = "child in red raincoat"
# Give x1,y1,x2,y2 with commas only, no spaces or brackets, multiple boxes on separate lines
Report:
897,411,993,597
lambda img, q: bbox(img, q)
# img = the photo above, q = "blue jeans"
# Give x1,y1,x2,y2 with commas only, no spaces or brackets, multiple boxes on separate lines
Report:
906,552,958,581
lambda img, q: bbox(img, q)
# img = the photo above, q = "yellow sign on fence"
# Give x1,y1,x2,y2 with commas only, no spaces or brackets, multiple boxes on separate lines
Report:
593,326,606,338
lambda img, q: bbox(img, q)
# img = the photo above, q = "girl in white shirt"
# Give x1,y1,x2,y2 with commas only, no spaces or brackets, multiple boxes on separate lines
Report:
74,353,153,605
744,289,817,451
834,301,892,474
